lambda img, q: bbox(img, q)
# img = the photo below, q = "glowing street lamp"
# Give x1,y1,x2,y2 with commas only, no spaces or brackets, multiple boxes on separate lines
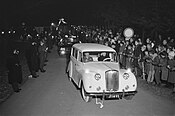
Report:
1,31,5,35
51,23,55,26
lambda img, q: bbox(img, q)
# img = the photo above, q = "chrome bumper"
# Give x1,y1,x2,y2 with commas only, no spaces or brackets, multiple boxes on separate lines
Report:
87,90,137,97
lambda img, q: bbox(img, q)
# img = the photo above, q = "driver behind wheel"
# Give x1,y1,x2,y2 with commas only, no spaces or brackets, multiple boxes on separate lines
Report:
98,52,109,61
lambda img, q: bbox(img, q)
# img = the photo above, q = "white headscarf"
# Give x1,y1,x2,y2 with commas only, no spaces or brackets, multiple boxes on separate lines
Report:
168,51,175,57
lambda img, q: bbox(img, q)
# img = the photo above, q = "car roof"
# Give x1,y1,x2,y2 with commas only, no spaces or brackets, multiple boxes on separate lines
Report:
73,43,116,52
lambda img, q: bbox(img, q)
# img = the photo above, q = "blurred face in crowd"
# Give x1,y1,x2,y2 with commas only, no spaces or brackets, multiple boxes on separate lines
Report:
146,38,150,43
147,44,152,51
167,37,171,40
118,40,121,44
105,42,108,46
141,45,146,51
145,51,148,56
170,38,174,42
126,41,129,45
120,42,123,46
167,48,170,53
168,52,175,59
135,40,138,46
161,54,166,58
110,34,114,38
163,40,167,45
40,41,44,46
111,44,116,49
128,45,132,50
149,52,154,57
138,38,142,45
158,46,162,52
168,55,174,60
130,38,134,43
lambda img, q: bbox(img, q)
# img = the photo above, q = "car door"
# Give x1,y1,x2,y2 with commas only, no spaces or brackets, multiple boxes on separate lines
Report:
74,51,83,85
71,48,79,85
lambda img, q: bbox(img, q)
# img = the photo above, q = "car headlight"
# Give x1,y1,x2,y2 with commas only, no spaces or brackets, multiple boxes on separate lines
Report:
94,73,101,81
60,50,65,55
123,73,129,80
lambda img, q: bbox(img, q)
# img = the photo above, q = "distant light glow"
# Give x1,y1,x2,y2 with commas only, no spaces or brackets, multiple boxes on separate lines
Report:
126,68,131,73
60,50,65,55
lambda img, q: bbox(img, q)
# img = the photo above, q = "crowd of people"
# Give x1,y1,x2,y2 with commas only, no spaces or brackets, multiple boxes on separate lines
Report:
1,23,175,94
74,26,175,94
0,25,55,93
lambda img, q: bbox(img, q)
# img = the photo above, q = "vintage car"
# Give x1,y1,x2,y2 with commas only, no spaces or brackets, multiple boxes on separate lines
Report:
57,44,72,56
67,43,137,104
57,35,79,56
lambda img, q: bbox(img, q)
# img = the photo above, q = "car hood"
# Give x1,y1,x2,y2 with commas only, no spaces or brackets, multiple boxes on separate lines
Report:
83,62,120,72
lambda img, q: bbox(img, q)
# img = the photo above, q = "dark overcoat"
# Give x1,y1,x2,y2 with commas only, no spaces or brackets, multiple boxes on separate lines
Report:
167,59,175,84
6,54,22,84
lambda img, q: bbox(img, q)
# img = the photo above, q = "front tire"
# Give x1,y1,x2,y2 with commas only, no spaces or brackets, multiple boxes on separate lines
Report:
81,84,92,102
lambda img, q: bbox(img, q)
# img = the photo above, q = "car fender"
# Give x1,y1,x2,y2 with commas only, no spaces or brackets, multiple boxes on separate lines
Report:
80,72,93,91
67,61,72,77
78,79,82,88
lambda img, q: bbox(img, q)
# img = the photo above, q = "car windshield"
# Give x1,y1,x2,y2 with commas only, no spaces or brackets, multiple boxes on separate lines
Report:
82,51,117,63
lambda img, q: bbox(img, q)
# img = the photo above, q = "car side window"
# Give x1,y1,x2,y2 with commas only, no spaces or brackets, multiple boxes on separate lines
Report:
74,50,78,59
71,48,75,57
78,51,82,62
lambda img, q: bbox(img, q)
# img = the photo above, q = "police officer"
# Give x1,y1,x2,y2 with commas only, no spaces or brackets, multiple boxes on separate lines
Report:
6,48,22,92
26,40,39,78
38,39,46,72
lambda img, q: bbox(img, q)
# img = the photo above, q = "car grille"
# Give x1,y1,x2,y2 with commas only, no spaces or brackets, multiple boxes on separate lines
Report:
105,70,119,91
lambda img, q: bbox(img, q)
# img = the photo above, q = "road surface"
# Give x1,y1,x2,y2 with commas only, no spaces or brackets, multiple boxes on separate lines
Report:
0,46,174,116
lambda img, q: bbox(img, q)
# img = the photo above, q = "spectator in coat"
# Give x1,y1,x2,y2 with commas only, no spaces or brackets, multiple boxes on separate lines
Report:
26,41,39,78
153,52,161,86
6,48,22,92
118,42,125,67
133,40,142,77
125,44,133,69
38,39,46,72
147,50,157,83
159,51,168,84
167,51,175,93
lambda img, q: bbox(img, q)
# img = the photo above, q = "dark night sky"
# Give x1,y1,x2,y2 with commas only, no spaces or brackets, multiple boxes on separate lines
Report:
0,0,175,26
